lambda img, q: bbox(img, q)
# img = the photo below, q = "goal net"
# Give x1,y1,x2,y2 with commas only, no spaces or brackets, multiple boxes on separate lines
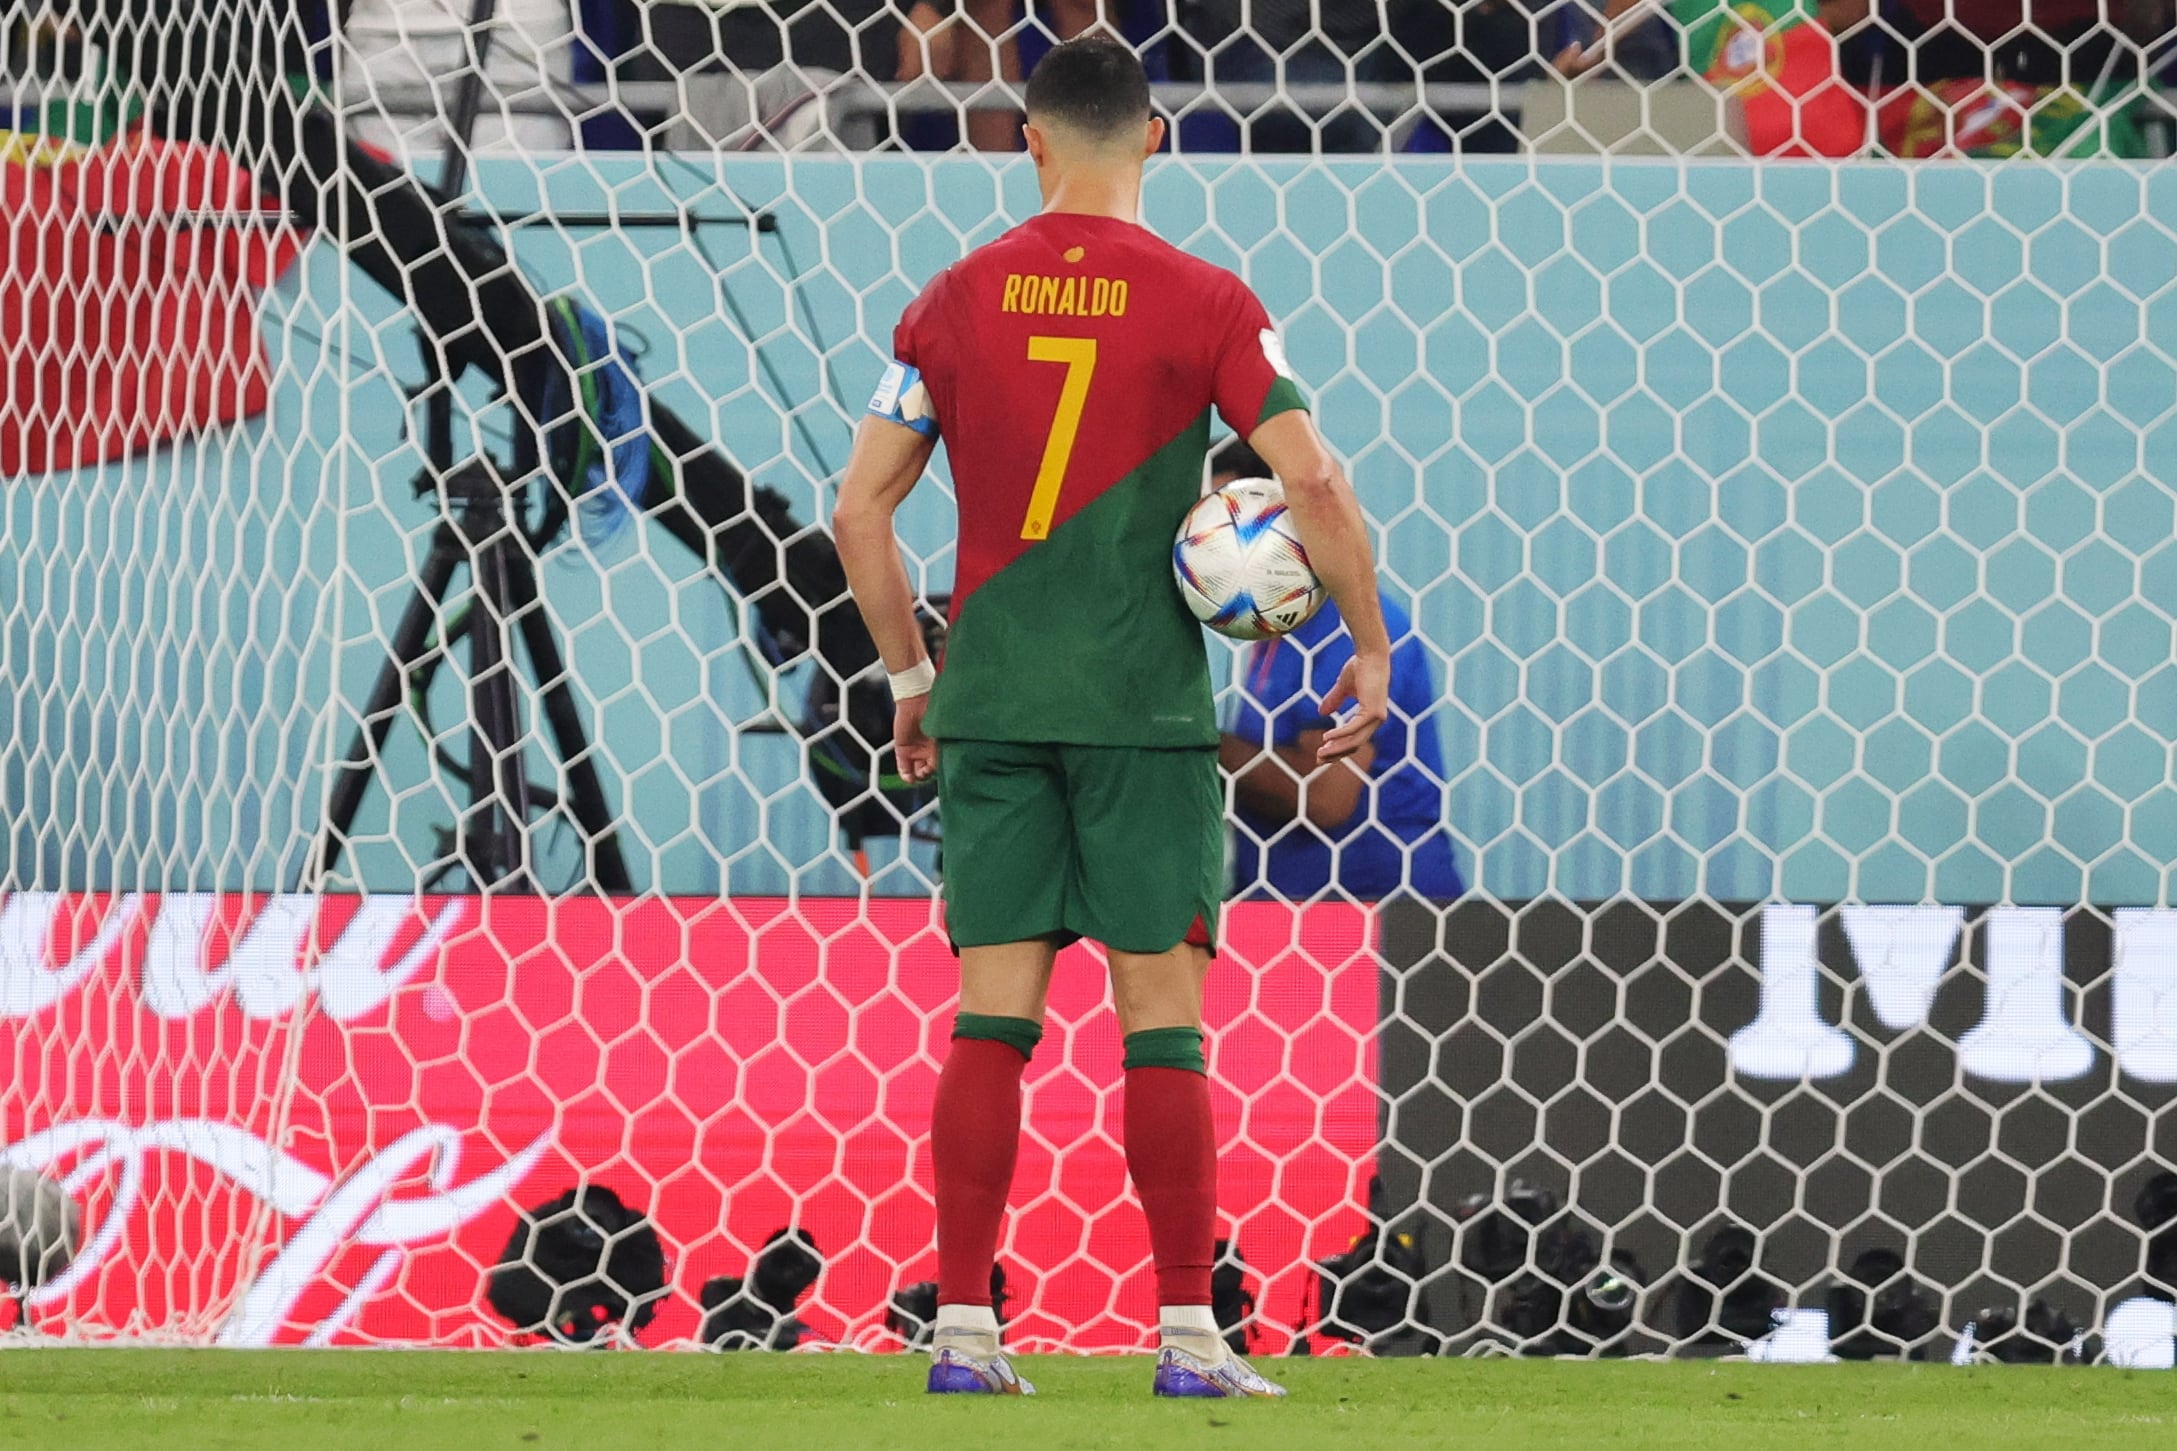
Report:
2,0,2174,1360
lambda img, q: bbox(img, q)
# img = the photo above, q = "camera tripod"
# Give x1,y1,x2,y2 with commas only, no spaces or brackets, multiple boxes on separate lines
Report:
314,0,626,892
298,0,893,891
312,430,632,894
76,0,881,892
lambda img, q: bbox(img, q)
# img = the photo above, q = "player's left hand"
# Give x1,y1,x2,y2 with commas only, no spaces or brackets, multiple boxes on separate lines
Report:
894,695,937,784
1316,650,1389,763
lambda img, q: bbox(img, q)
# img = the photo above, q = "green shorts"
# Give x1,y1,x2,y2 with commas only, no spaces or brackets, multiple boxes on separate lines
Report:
936,740,1222,954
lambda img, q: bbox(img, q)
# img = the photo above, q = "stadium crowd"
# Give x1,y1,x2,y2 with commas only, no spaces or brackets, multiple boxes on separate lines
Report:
332,0,2177,158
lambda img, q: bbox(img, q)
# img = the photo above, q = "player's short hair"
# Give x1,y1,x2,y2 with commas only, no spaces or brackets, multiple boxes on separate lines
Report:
1024,35,1153,141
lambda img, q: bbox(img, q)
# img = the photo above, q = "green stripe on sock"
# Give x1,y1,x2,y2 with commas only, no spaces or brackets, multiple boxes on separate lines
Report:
953,1012,1042,1060
1123,1026,1206,1074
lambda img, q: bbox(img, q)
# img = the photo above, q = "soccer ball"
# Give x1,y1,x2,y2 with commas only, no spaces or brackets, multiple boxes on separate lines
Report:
0,1165,81,1290
1173,477,1326,641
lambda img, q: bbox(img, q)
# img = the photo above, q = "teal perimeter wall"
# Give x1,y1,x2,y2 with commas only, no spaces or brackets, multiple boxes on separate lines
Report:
4,158,2174,904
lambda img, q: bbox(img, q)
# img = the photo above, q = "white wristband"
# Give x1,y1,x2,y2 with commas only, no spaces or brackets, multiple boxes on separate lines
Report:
888,659,937,700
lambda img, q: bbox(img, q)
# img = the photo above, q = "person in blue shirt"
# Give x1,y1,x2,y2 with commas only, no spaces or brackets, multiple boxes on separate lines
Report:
1213,442,1465,902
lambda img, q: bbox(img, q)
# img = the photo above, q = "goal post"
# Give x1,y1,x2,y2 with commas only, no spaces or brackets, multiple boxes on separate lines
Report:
1,1,2174,1359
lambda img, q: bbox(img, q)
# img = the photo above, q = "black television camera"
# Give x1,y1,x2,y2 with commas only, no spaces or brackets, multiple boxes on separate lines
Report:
2139,1169,2177,1297
1309,1222,1432,1354
1454,1182,1644,1355
486,1185,668,1346
1970,1299,2085,1364
1212,1239,1258,1356
1672,1225,1787,1351
700,1228,825,1350
886,1263,1012,1349
1824,1248,1940,1360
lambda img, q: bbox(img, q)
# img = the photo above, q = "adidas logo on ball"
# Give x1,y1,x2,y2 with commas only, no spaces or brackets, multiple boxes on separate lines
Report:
1174,477,1327,642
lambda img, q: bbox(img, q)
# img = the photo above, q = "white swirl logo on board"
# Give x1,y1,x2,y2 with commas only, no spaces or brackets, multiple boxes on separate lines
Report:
0,892,464,1023
2,1119,547,1345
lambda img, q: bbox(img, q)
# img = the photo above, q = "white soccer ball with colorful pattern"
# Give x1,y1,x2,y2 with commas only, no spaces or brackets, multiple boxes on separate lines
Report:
1173,477,1326,641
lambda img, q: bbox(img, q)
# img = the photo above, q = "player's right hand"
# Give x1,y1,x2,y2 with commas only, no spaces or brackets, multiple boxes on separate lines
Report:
894,695,937,784
1316,650,1389,763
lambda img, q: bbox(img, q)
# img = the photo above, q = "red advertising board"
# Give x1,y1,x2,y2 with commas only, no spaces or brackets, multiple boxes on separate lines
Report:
0,893,1376,1350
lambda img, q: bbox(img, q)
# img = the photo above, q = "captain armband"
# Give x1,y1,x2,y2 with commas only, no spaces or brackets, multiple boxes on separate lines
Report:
868,360,939,437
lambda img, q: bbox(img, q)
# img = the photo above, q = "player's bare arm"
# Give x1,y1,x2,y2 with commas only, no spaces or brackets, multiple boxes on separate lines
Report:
1218,733,1377,828
1245,409,1391,762
833,415,941,784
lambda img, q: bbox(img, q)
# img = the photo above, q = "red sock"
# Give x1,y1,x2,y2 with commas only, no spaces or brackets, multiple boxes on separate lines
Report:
1124,1066,1217,1306
933,1036,1028,1306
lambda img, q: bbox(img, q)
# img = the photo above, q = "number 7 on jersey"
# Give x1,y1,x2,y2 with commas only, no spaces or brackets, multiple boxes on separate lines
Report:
1020,335,1098,540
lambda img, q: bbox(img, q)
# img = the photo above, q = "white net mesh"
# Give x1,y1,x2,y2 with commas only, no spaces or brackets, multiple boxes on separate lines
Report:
2,0,2175,1361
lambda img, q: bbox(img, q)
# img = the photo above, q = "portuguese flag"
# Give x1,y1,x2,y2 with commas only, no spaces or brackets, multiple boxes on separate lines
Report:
1876,79,2149,159
1670,0,1865,157
2,110,299,476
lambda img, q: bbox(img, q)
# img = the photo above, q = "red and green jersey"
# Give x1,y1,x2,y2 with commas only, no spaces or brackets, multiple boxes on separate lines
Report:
889,211,1307,748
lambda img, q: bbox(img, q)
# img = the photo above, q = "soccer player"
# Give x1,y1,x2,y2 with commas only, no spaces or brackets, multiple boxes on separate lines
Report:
833,35,1390,1399
1211,441,1465,903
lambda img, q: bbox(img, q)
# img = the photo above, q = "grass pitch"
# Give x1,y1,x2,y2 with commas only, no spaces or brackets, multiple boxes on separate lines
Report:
0,1349,2171,1449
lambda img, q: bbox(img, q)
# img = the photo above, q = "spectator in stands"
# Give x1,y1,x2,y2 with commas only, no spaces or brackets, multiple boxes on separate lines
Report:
897,1,1104,150
1547,0,2160,129
639,0,903,81
631,2,915,148
1547,0,1881,84
1871,0,2161,156
341,0,580,164
634,2,1068,151
1176,1,1392,152
897,1,1024,150
1213,441,1465,903
1544,0,1871,156
1896,0,2151,90
1387,0,1568,153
